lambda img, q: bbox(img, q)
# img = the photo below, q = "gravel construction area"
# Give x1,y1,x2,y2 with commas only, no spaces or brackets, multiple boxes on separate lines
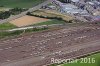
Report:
10,15,50,27
0,24,100,66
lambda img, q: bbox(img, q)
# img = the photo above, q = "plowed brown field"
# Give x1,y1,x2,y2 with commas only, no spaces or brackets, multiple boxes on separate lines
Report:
10,15,49,27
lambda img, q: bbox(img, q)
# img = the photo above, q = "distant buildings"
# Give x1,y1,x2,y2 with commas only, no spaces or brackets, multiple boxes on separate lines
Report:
93,11,100,16
49,0,100,22
60,4,89,16
59,0,71,3
92,16,100,22
71,0,79,2
63,0,71,3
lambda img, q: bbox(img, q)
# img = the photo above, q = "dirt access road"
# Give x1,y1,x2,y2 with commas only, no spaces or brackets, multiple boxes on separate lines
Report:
0,24,100,66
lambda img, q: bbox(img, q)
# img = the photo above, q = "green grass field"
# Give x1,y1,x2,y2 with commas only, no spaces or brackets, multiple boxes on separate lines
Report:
0,0,45,8
0,23,16,30
33,19,66,26
0,22,48,39
62,53,100,66
0,27,48,39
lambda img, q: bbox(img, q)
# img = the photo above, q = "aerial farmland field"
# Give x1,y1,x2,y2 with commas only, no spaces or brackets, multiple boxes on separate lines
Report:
0,0,45,8
10,15,50,27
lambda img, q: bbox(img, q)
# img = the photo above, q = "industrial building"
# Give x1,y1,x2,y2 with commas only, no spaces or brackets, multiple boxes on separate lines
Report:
60,4,89,16
50,0,100,22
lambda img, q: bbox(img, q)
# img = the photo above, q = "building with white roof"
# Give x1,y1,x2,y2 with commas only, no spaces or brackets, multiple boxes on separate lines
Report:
71,0,80,2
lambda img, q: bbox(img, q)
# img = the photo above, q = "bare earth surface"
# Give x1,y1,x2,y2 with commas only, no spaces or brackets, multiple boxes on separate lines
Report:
0,24,100,66
10,15,50,27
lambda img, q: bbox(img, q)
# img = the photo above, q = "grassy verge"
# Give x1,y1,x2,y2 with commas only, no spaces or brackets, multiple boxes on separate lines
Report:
62,53,100,66
0,27,48,39
50,53,100,66
0,23,16,30
33,19,66,26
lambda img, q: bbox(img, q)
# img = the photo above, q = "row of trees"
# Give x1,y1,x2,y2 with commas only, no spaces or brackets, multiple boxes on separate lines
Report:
0,11,10,19
9,8,27,15
0,7,27,19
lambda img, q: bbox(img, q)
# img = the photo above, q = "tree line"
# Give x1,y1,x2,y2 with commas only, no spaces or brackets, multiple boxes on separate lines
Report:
0,7,27,19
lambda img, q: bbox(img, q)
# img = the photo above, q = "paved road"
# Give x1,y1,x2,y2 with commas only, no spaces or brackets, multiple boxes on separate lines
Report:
0,0,52,24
